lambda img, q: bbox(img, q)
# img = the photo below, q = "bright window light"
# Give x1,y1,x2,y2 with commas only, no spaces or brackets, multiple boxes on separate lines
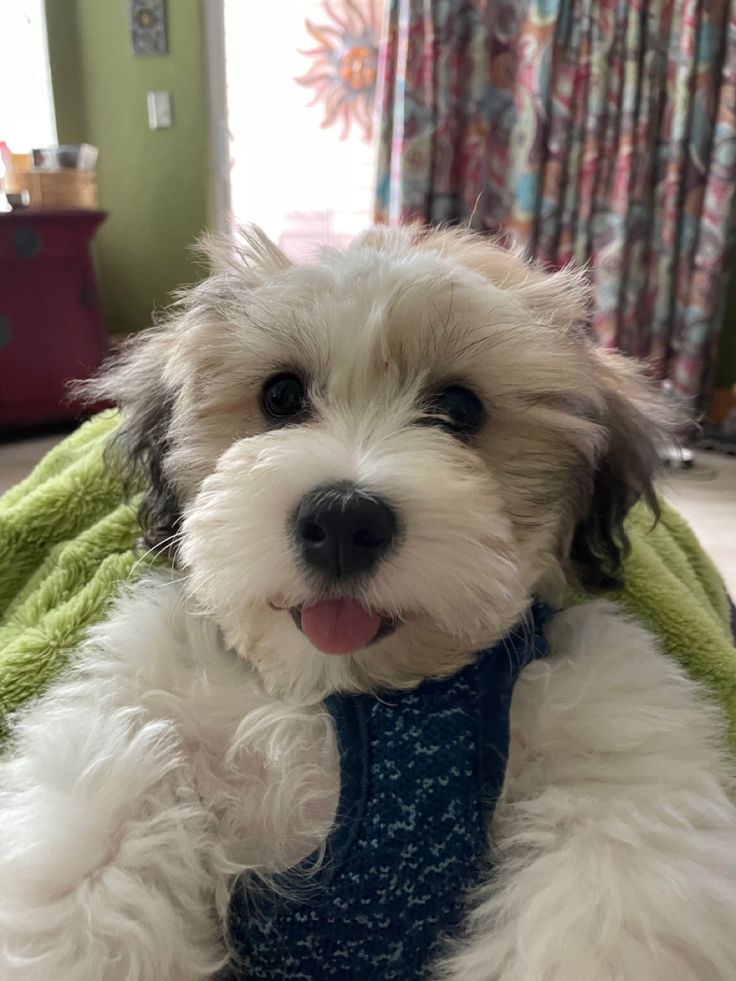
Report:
0,0,57,153
224,0,379,259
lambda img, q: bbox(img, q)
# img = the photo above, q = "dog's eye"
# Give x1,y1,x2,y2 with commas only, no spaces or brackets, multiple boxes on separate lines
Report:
262,373,308,420
423,385,485,437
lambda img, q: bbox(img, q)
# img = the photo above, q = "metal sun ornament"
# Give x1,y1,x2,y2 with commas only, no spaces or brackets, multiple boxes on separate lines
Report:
296,0,381,142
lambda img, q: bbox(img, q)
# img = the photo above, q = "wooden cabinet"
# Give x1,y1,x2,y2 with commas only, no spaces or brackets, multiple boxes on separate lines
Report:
0,210,109,427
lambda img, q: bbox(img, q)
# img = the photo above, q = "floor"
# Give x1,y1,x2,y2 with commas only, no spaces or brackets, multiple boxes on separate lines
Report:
661,452,736,597
0,433,68,496
1,434,735,596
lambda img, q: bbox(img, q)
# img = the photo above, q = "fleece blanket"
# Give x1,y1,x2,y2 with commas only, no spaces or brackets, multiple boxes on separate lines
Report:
1,413,735,747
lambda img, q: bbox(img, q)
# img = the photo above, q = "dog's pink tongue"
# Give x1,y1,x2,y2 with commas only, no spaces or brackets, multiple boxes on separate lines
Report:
300,598,382,655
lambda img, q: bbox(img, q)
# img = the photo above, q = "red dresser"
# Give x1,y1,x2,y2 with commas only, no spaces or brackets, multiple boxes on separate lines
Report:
0,210,109,427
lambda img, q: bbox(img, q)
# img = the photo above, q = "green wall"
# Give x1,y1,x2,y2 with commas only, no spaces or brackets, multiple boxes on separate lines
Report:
45,0,210,335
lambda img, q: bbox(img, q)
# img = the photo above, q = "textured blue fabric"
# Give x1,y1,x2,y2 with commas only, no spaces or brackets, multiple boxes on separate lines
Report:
227,603,552,980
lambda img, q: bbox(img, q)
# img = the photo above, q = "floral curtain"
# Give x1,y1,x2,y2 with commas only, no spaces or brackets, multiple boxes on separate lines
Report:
374,0,736,402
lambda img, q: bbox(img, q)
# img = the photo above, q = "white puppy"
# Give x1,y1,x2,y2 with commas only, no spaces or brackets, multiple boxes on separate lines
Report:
1,226,735,981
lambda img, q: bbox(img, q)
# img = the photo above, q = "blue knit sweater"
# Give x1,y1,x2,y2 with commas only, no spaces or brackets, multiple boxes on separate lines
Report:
227,603,551,979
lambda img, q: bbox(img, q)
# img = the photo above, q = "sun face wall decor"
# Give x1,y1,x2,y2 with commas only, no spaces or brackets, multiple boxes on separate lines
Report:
128,0,167,56
296,0,381,142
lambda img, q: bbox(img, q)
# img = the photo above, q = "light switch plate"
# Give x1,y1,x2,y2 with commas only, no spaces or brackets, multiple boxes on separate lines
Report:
147,91,172,130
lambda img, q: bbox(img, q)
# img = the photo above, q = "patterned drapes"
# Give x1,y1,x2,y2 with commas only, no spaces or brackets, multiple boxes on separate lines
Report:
374,0,736,402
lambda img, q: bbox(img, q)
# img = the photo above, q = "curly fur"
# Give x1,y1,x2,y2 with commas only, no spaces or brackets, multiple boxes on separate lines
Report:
3,226,734,981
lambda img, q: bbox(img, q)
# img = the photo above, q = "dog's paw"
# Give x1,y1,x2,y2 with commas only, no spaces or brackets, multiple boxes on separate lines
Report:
0,702,222,980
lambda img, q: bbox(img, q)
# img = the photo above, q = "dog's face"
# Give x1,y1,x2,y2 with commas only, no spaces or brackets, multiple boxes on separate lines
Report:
94,226,668,700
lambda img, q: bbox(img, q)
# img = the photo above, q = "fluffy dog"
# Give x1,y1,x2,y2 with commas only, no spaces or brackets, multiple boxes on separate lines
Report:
1,226,736,980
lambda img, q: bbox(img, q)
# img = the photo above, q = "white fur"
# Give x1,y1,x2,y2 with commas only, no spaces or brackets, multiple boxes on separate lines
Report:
0,575,340,980
437,601,736,980
2,582,735,980
2,227,735,979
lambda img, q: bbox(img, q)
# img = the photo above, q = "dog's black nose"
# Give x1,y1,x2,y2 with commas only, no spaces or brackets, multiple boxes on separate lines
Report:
294,483,397,580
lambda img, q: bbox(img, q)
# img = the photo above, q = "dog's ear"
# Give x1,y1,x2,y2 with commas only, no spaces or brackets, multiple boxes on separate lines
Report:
82,329,183,552
80,225,291,552
570,350,673,590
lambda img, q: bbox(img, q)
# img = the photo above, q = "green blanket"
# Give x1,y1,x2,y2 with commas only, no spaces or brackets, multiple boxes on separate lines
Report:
1,413,735,747
0,413,154,726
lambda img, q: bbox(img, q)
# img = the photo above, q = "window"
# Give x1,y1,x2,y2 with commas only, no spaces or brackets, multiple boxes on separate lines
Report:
223,0,380,259
0,0,56,153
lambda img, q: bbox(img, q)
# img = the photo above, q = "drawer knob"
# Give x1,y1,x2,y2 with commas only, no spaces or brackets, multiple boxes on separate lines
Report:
0,314,12,350
79,285,98,307
13,228,42,259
